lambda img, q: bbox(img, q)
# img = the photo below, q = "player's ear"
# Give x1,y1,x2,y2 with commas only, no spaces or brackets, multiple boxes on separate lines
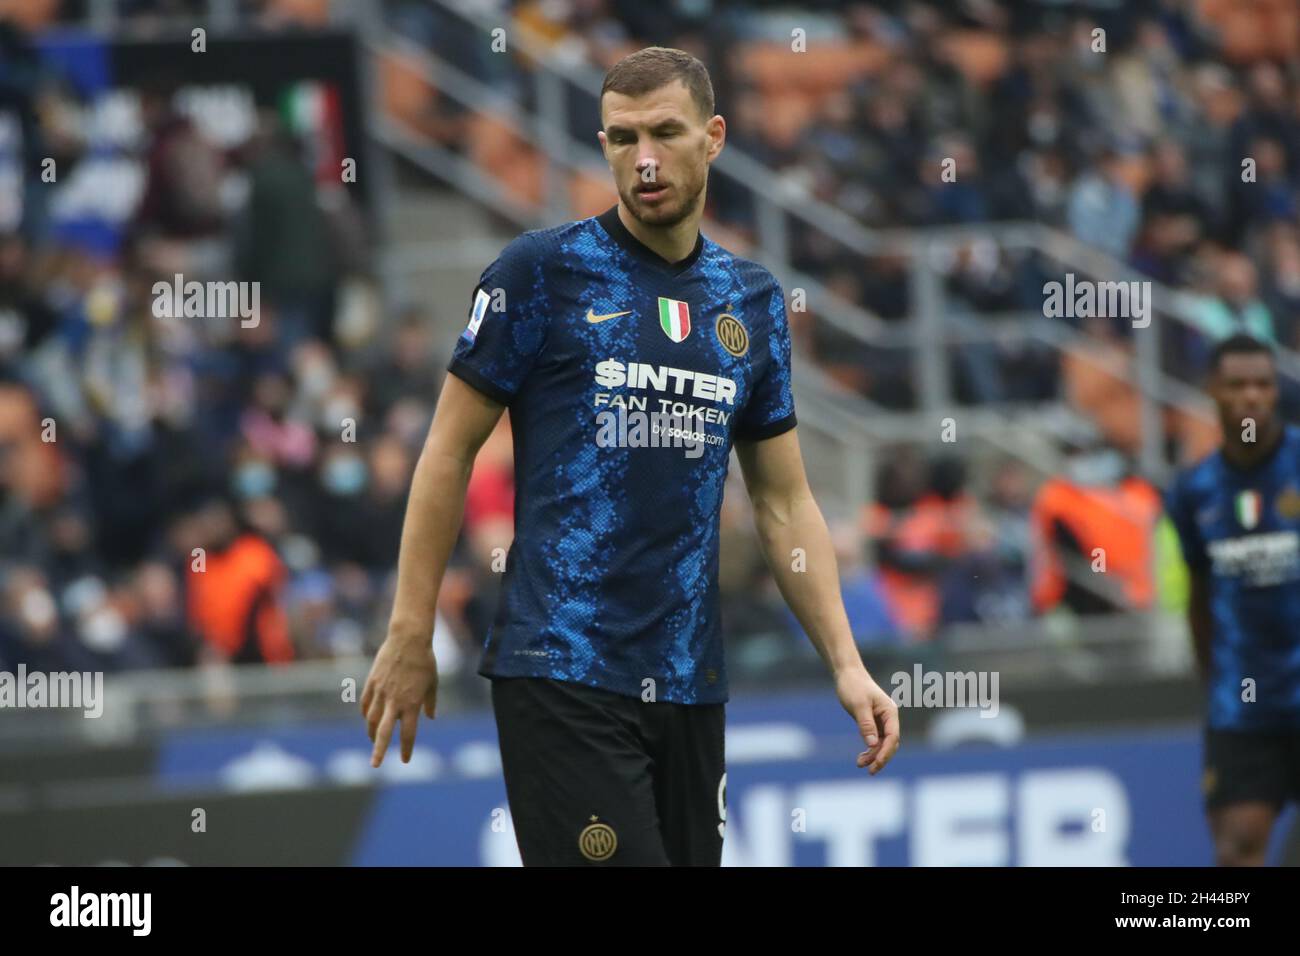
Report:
597,128,609,160
705,114,725,162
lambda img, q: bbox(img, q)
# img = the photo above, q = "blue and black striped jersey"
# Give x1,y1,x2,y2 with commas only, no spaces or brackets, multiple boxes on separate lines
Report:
1166,426,1300,729
447,206,796,704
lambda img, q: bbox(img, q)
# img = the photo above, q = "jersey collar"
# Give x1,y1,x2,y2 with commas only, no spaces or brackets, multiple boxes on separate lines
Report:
596,205,703,276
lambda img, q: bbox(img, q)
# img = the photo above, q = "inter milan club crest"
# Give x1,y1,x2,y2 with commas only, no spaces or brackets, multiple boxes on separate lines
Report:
1235,490,1261,530
658,297,691,342
1276,486,1300,519
715,308,749,357
578,817,617,862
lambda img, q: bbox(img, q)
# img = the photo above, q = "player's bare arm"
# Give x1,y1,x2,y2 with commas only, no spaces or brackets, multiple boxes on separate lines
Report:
735,428,901,774
362,374,505,767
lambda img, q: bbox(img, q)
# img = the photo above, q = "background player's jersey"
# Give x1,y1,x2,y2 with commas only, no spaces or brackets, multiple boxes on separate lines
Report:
1165,425,1300,730
447,206,796,704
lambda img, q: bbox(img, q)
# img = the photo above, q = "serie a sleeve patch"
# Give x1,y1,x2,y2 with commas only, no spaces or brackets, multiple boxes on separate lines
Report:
465,287,491,341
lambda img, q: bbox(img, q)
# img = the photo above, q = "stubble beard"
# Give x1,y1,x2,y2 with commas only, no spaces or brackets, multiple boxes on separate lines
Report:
620,167,706,230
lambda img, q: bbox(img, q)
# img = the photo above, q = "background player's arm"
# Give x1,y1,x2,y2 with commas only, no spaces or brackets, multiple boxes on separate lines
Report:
1186,568,1213,682
1164,481,1212,685
735,429,900,772
362,374,506,766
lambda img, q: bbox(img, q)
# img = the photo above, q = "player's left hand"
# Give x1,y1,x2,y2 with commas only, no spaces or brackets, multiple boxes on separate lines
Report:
360,634,440,768
835,668,900,774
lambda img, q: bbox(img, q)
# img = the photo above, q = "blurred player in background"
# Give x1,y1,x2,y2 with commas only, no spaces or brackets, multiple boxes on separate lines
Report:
361,47,899,866
1166,334,1300,865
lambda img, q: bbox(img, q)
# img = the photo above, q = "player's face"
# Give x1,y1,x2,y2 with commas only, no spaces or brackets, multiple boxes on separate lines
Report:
1211,352,1278,437
599,81,724,229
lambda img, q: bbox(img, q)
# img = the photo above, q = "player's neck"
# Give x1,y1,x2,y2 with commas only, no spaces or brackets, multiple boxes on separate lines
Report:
616,202,701,265
1222,421,1284,470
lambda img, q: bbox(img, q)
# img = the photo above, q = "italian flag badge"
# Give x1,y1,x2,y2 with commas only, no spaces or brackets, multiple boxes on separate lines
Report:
1235,490,1261,529
658,297,691,342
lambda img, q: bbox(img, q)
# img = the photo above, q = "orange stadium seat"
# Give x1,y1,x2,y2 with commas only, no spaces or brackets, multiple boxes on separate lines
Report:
468,113,544,207
736,41,887,97
760,90,819,150
735,41,888,145
265,0,330,27
378,49,436,132
937,30,1010,87
1062,340,1220,464
1197,0,1300,62
569,170,618,218
1,0,58,30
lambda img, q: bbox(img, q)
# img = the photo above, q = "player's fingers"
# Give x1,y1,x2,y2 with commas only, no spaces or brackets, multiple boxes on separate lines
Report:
878,701,901,745
857,737,881,767
366,693,384,743
857,700,900,769
857,712,879,750
399,707,420,763
371,706,397,768
854,697,884,752
360,675,374,718
858,742,883,767
423,684,438,720
869,730,901,774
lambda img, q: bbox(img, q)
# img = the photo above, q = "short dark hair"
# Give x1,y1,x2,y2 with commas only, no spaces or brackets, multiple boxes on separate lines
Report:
1210,333,1274,372
600,47,714,122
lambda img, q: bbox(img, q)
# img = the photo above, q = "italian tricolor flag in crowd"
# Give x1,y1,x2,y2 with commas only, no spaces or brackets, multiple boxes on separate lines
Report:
658,297,691,342
280,81,345,189
1236,490,1261,529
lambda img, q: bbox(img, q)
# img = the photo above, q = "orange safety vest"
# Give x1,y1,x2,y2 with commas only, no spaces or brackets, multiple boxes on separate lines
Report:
862,493,979,638
187,534,294,663
1029,476,1161,612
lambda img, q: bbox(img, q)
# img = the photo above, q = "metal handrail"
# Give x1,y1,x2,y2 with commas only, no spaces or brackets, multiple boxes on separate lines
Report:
68,0,1300,382
363,20,1270,391
364,28,1209,489
360,2,1264,487
406,2,1300,375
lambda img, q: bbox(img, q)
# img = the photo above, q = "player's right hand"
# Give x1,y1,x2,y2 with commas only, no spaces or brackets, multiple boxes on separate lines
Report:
835,667,901,775
360,634,439,768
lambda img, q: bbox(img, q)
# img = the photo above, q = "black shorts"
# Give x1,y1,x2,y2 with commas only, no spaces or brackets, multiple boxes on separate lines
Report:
490,676,726,866
1203,727,1300,812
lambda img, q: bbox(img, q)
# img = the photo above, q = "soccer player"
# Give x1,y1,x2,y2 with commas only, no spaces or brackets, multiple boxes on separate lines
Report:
1165,334,1300,865
361,47,900,866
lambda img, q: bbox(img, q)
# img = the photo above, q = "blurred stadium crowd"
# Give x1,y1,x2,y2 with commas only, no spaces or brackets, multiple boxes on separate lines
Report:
395,0,1300,405
0,0,1296,686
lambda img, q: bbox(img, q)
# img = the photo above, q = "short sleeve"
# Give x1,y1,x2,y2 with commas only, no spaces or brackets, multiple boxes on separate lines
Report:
1164,477,1209,572
446,236,550,406
734,278,797,441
